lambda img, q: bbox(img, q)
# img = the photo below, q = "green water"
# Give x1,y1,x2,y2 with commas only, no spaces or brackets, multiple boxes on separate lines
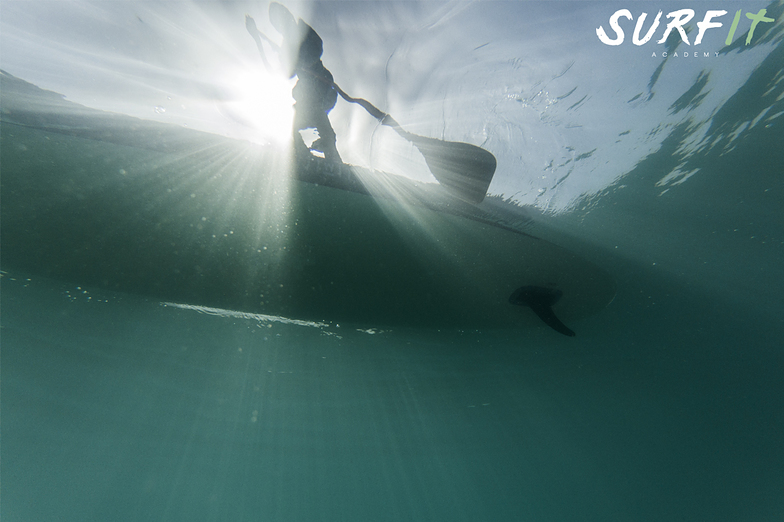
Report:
2,249,781,521
2,108,783,518
2,2,783,520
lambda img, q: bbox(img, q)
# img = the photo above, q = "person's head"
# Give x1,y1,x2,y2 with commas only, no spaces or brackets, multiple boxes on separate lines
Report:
269,3,297,36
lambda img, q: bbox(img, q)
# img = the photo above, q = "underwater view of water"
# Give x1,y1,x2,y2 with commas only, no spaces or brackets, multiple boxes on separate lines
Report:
2,1,783,521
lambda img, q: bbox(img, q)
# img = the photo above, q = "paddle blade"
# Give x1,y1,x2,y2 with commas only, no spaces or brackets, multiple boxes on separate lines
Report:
408,134,496,204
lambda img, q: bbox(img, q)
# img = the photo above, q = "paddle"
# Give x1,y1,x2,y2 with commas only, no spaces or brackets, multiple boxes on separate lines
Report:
331,83,496,204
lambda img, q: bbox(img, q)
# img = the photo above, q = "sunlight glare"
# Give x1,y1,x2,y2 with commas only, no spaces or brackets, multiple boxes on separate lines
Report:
224,68,295,145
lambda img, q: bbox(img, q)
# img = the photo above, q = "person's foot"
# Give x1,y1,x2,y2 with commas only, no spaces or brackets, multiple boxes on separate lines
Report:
311,138,342,163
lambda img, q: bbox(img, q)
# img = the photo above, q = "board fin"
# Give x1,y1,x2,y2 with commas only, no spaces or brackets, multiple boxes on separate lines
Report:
509,286,576,337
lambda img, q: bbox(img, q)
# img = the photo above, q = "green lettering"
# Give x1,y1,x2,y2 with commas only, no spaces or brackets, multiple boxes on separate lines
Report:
746,9,775,44
725,10,741,45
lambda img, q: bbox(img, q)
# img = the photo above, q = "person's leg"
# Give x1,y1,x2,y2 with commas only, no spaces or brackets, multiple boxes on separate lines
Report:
290,104,313,158
311,111,341,162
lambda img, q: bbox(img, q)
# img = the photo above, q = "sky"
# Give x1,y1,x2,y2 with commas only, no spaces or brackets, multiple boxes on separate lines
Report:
0,0,778,211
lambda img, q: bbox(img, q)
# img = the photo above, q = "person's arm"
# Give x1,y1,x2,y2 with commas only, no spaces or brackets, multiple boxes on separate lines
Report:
245,15,277,68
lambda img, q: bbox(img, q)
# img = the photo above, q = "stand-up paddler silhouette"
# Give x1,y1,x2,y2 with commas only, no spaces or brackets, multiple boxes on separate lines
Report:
245,4,497,204
246,3,341,162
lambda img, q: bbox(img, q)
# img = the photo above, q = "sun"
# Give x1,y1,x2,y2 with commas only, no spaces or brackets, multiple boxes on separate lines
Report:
224,68,295,145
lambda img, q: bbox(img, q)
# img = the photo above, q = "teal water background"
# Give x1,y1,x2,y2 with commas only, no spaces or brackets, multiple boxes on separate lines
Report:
2,1,783,521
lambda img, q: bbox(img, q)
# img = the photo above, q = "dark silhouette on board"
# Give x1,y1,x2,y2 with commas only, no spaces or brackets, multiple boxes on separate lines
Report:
509,285,576,337
246,3,341,162
245,4,498,204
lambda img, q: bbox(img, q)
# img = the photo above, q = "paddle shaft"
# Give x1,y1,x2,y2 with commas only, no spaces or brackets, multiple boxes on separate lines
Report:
305,72,408,136
333,84,397,123
324,77,496,205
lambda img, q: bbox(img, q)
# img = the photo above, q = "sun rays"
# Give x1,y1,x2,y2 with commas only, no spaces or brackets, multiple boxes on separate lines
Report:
218,67,296,146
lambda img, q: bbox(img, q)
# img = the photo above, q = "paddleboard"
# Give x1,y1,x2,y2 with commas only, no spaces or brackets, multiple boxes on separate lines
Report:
0,71,615,330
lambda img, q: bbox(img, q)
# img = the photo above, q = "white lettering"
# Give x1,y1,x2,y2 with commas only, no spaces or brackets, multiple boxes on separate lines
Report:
596,9,633,45
657,9,695,45
633,11,663,45
695,10,727,44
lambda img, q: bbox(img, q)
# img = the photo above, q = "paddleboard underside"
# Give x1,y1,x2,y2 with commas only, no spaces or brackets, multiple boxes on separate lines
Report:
0,73,615,330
